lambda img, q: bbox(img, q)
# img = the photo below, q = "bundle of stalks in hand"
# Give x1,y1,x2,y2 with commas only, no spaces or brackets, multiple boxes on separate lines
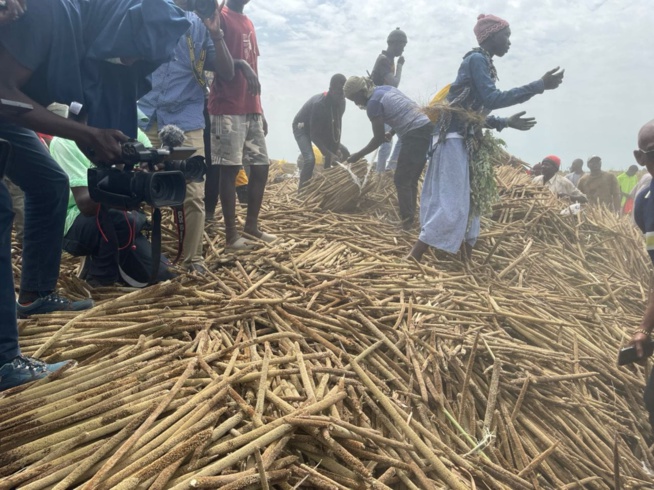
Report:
300,159,376,212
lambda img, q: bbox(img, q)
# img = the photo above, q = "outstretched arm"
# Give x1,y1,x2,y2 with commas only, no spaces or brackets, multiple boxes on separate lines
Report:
469,54,563,111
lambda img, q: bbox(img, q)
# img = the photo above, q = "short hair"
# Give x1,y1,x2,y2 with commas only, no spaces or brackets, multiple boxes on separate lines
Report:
330,73,346,90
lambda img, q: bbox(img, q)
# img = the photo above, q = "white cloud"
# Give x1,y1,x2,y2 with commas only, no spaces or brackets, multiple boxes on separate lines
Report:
245,0,653,171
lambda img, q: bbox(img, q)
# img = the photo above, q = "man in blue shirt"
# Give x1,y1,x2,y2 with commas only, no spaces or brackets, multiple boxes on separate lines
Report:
139,5,235,273
628,120,654,428
0,0,189,390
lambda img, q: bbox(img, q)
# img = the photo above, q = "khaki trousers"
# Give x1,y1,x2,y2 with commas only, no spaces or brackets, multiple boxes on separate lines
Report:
146,124,206,267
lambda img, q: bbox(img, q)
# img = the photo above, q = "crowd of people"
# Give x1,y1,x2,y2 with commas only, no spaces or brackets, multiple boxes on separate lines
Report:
1,0,654,436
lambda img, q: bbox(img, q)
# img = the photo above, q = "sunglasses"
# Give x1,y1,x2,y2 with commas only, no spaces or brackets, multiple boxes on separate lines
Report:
637,148,654,155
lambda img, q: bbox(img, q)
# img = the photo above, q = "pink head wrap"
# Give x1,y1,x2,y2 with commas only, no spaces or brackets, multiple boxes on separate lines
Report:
474,14,510,44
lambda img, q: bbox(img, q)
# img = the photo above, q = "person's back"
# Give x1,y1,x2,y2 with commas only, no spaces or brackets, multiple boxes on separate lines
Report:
367,86,429,138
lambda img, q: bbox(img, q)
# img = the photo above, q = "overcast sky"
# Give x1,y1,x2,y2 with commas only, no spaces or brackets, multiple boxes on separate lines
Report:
244,0,653,172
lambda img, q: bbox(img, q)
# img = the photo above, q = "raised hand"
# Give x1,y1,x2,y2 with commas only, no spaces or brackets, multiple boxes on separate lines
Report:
542,67,565,90
507,111,537,131
203,0,225,39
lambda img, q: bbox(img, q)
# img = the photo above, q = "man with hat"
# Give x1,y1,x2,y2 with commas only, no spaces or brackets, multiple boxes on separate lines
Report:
533,155,586,202
371,27,408,173
577,156,621,212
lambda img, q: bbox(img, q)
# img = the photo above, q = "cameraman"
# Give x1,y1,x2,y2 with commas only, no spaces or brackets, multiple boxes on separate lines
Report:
0,0,190,390
139,0,235,274
51,113,175,287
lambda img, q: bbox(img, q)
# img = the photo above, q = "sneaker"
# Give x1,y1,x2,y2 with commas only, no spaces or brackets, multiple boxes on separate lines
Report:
16,292,94,318
0,355,73,391
205,212,215,224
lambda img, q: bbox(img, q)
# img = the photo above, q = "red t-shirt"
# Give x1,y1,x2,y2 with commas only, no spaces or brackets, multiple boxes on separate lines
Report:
208,7,262,116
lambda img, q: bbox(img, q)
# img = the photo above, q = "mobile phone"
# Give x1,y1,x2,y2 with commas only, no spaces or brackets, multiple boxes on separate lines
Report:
618,342,654,366
0,99,34,115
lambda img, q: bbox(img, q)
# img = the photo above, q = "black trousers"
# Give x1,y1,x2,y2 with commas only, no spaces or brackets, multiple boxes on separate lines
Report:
63,209,146,283
394,122,434,225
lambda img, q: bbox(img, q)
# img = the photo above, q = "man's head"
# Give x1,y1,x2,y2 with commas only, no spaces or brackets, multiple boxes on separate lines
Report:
570,158,584,173
541,155,561,180
328,74,346,101
343,76,375,109
475,14,511,57
226,0,250,12
587,155,602,172
386,28,407,57
634,120,654,177
627,164,639,177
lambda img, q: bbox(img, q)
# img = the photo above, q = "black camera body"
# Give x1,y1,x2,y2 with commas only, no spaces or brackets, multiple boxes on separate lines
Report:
88,141,205,210
184,0,216,19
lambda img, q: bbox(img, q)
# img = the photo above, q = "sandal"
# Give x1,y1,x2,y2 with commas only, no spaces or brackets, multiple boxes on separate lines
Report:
226,236,256,251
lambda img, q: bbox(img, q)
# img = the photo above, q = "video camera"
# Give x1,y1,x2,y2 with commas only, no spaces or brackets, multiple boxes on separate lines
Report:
88,141,206,210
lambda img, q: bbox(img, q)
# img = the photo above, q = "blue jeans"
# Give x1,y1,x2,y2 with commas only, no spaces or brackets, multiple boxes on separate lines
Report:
0,181,18,364
376,124,402,173
0,124,68,364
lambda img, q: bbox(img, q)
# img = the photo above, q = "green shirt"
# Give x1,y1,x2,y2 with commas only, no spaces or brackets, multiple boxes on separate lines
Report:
50,130,151,235
616,172,639,206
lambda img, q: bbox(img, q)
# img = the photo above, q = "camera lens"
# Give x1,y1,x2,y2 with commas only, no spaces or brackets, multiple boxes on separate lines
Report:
146,171,186,207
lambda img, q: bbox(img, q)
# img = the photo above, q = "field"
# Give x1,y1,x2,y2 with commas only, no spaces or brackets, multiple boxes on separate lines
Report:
1,163,653,489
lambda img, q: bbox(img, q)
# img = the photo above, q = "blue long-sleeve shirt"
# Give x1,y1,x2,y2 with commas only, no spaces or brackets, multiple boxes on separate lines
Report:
447,51,545,134
138,13,215,133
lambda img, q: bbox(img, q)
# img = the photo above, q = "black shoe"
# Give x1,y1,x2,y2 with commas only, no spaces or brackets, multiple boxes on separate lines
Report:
17,292,94,318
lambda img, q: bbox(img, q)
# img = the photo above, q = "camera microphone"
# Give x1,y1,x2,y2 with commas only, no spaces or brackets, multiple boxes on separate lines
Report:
159,125,186,149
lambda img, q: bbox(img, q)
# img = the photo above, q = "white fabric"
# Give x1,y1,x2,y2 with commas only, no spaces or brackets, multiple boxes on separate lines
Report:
533,173,586,200
419,137,480,254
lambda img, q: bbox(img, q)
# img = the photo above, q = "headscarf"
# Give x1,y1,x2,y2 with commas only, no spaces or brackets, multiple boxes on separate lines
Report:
543,155,561,169
343,76,375,100
474,14,510,44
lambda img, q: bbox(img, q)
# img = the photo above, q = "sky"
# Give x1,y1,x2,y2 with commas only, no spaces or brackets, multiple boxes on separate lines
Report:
243,0,653,172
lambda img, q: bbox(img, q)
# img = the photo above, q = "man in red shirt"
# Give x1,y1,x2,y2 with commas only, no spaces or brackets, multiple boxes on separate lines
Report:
207,0,276,250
